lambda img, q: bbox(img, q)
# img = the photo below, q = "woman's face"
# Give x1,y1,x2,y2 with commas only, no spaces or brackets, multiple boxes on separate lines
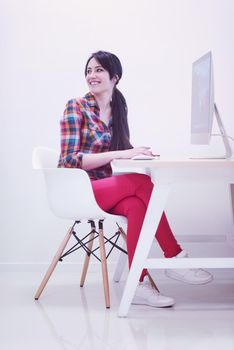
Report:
86,57,116,96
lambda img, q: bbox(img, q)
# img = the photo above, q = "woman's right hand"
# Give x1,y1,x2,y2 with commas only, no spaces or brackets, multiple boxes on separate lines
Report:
82,147,156,171
116,147,155,159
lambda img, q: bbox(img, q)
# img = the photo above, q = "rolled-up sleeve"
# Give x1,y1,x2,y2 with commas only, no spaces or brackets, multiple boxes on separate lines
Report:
59,99,84,168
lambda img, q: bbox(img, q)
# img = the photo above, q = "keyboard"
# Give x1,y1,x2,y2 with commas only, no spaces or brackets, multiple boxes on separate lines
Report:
131,154,160,160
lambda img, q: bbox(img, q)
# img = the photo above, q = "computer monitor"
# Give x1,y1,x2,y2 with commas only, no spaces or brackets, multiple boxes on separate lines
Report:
191,51,214,145
190,51,232,159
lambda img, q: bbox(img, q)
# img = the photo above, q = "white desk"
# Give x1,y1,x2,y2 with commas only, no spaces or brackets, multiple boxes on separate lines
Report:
112,158,234,317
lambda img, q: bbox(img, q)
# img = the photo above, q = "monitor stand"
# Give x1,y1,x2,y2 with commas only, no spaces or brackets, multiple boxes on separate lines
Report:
191,103,233,159
214,103,233,159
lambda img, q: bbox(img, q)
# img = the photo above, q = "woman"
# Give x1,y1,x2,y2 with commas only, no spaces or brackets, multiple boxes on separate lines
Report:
58,50,213,308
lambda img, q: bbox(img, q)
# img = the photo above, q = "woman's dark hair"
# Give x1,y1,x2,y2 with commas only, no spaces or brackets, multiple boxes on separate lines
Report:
85,50,132,150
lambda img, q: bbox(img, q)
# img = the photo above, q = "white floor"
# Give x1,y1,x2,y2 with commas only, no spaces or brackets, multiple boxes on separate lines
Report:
1,267,234,350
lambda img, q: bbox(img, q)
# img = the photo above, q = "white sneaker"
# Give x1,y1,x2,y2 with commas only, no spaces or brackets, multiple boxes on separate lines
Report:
132,277,175,308
165,250,213,285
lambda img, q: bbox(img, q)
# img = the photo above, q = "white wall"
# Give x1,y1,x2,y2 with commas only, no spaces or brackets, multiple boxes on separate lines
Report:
1,0,234,265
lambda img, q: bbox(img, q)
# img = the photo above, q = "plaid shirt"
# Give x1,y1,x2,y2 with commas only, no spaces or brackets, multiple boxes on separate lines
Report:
58,92,113,180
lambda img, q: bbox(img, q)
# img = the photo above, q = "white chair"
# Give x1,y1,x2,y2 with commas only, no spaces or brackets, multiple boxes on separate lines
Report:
32,146,127,308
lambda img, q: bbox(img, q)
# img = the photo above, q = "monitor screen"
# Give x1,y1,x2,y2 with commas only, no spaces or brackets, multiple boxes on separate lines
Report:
191,51,214,145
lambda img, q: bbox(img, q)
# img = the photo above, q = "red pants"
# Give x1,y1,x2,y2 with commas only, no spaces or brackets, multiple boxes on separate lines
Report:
91,173,182,281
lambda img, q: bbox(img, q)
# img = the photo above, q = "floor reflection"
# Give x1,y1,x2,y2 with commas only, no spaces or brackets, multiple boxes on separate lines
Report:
34,276,234,350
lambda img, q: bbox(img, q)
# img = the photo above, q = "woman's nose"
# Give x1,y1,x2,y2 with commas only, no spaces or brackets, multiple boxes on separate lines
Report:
89,71,96,78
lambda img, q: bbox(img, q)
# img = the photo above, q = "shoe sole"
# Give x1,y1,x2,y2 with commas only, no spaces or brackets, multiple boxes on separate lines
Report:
132,297,175,308
132,302,174,308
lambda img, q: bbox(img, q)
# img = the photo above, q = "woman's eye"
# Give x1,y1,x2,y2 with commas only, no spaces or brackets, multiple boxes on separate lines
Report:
86,67,104,75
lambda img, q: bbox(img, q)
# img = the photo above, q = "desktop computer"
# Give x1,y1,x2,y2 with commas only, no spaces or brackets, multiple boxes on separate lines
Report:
191,51,233,159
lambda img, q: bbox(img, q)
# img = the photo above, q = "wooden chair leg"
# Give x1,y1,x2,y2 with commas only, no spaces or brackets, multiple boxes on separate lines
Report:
113,246,128,283
118,226,127,242
113,226,127,282
34,227,73,300
98,221,110,308
80,230,95,287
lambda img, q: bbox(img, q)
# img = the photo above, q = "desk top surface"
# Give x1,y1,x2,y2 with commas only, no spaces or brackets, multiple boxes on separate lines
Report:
112,158,234,169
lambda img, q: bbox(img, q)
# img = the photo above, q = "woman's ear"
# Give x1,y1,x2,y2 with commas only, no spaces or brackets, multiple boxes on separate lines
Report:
113,74,119,84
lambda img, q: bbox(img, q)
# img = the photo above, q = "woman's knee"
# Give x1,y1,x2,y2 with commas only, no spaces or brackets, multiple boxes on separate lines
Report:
127,173,153,204
126,173,153,189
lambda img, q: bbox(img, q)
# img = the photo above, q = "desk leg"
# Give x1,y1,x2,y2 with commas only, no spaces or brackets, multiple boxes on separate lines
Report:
118,183,171,317
230,184,234,224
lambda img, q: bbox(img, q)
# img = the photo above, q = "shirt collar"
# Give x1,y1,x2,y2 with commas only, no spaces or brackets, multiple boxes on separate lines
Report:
84,91,112,128
84,92,99,109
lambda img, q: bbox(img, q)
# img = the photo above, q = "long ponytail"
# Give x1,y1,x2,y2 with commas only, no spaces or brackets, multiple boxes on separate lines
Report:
110,87,132,151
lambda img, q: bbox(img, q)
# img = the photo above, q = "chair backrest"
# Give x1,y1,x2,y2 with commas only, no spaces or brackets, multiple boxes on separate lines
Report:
32,146,115,221
32,146,59,169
